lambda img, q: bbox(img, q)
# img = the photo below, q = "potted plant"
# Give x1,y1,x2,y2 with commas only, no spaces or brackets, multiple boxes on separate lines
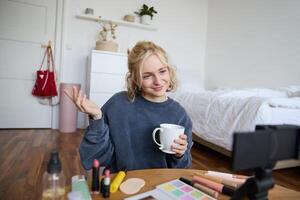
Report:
135,4,157,25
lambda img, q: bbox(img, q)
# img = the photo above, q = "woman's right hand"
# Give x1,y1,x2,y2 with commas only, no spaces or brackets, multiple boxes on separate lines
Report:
64,86,102,119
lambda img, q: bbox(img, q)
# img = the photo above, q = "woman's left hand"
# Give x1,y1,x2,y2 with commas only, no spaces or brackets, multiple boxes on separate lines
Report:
172,134,188,158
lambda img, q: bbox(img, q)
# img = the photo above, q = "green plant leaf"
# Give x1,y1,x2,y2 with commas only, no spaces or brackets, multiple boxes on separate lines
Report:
143,4,148,10
135,4,157,18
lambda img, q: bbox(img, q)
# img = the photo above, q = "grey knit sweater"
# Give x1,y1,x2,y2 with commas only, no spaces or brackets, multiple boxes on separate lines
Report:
79,91,193,172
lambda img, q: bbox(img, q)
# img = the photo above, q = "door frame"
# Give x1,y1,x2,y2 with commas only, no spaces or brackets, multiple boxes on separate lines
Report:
51,0,65,129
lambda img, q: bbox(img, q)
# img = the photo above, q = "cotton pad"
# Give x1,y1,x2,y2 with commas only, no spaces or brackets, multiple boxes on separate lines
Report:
119,178,145,195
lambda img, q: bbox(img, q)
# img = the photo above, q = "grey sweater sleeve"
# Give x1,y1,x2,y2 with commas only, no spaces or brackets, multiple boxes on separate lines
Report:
79,117,115,170
166,113,193,168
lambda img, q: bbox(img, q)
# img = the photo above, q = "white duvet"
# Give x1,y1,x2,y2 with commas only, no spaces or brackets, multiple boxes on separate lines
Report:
174,88,300,151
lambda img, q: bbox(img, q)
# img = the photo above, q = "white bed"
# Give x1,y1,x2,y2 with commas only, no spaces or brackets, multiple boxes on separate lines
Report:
174,86,300,168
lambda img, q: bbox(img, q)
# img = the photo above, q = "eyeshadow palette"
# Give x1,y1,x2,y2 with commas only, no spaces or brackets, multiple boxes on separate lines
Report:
125,179,216,200
156,179,215,200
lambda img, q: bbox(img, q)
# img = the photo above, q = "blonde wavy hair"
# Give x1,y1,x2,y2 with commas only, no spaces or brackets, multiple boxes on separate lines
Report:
126,41,177,101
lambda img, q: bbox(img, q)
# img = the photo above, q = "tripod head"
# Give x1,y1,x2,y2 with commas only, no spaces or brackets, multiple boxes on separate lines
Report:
231,125,300,200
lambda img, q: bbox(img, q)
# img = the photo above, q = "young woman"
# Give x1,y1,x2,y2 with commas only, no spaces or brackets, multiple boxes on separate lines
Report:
65,41,193,172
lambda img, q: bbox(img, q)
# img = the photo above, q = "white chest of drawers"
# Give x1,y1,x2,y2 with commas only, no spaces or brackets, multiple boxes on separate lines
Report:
86,50,128,108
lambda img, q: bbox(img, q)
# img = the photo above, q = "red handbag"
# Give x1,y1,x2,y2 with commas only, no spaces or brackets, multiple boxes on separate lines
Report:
32,46,58,97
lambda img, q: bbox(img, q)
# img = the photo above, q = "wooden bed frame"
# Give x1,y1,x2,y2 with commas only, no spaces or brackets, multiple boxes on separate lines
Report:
193,132,300,170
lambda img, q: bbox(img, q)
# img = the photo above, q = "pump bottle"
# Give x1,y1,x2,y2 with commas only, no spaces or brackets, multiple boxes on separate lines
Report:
42,151,66,200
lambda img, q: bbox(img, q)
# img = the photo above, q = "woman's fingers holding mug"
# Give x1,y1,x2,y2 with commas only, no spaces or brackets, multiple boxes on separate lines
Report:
171,144,186,157
180,134,187,140
172,134,188,156
172,144,186,151
174,134,187,146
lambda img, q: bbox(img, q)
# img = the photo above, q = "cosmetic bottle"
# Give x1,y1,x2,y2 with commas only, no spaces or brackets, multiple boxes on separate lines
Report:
102,169,110,198
42,151,65,200
110,169,127,193
100,166,108,194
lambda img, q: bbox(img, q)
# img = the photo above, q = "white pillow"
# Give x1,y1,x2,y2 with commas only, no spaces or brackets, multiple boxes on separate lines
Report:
268,97,300,109
277,85,300,97
291,91,300,97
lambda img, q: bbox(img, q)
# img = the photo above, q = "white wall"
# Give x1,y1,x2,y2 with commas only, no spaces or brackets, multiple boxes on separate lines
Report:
59,0,208,128
205,0,300,89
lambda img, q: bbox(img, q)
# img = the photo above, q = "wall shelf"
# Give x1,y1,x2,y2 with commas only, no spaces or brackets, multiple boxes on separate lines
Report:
76,14,157,31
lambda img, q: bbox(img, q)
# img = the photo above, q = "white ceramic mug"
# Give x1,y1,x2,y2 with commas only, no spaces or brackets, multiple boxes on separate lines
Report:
152,123,185,154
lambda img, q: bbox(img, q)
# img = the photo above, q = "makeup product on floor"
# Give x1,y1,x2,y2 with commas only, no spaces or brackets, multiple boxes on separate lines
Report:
102,169,110,198
194,173,239,189
91,159,100,194
192,175,235,196
110,169,127,193
179,177,219,198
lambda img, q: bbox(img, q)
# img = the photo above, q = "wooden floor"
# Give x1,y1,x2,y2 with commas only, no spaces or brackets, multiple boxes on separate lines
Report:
0,129,299,200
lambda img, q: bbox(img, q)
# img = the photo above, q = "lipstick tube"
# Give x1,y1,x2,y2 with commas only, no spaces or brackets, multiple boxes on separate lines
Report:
91,159,100,194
